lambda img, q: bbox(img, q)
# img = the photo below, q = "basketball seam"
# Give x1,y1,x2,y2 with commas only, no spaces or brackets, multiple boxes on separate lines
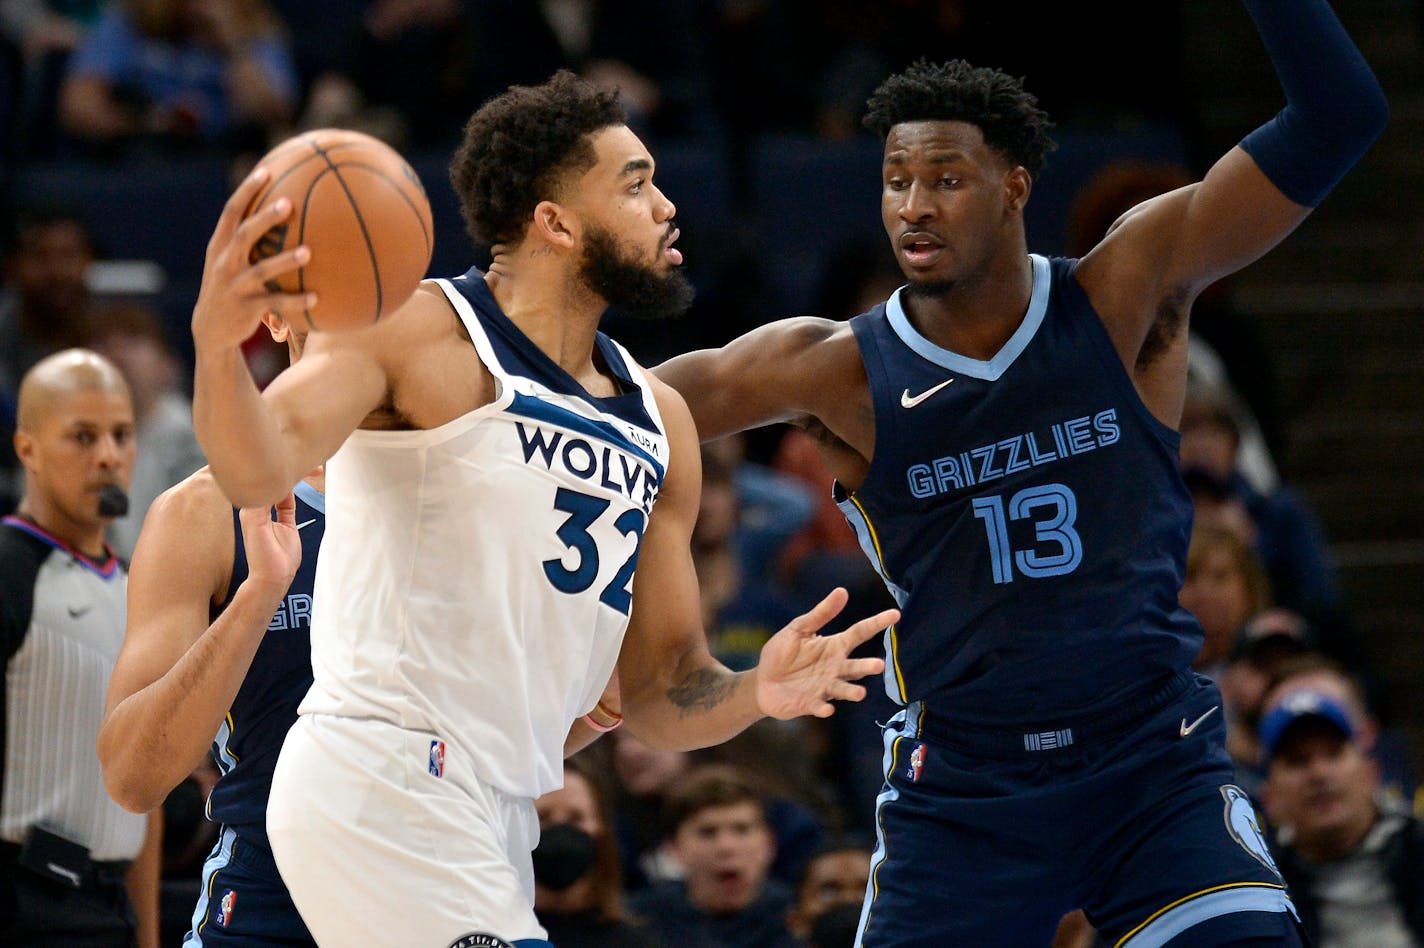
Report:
308,143,384,329
320,159,433,255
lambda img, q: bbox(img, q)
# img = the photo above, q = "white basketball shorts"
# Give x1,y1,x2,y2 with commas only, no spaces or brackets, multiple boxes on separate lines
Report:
267,713,544,947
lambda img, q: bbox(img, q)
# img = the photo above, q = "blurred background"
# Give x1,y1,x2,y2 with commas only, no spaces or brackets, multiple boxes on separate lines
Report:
1,3,1422,938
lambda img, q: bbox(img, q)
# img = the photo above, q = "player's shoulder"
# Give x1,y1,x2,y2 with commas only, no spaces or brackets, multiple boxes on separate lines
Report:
309,279,459,357
132,468,236,586
761,314,856,348
144,468,234,540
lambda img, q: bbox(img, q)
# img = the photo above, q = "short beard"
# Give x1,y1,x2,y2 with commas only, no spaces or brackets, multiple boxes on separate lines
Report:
579,225,695,321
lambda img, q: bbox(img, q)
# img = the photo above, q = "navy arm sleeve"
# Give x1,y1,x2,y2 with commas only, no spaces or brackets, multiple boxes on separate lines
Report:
1238,0,1389,207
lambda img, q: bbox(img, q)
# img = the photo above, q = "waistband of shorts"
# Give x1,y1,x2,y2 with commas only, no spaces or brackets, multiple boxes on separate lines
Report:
913,670,1197,756
225,830,280,875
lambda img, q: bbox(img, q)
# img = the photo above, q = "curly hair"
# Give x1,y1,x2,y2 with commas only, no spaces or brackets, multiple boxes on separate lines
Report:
450,70,626,247
862,59,1055,178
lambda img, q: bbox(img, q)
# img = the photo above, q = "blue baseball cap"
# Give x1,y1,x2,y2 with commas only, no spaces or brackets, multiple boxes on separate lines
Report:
1259,689,1357,761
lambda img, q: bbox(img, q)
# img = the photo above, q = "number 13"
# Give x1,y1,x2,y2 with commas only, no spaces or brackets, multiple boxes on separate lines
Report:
970,483,1083,584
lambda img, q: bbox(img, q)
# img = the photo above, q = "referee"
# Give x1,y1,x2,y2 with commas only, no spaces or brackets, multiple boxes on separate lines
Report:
0,350,160,947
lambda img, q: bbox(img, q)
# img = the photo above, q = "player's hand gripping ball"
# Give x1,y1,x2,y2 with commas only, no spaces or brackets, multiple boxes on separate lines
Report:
245,129,433,332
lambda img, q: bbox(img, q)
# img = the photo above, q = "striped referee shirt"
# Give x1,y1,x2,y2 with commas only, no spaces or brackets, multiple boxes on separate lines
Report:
0,515,145,861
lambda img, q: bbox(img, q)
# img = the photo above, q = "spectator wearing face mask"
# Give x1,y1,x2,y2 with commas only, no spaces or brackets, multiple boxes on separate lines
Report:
785,836,872,948
532,754,657,948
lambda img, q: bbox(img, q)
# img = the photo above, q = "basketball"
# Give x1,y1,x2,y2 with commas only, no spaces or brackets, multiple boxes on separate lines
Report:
245,129,433,332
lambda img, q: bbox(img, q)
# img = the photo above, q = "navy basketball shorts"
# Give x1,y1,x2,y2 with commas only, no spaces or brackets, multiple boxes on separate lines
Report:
186,827,315,947
856,673,1305,947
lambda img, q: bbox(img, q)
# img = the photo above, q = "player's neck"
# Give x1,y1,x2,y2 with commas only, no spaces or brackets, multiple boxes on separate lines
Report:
900,249,1034,361
486,253,606,380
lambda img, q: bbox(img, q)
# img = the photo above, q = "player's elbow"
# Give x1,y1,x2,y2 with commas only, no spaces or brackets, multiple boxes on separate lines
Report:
99,750,162,814
97,725,164,813
108,779,161,815
206,461,289,509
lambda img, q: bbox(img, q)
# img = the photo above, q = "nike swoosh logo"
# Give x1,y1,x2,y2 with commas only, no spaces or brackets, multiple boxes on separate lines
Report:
900,378,954,409
1179,705,1220,738
296,519,317,530
67,605,92,619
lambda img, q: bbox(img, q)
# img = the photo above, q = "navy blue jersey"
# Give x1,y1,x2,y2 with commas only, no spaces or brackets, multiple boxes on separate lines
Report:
838,255,1202,725
204,480,323,850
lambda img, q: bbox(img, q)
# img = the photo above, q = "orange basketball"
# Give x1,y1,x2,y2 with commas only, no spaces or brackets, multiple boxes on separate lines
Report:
246,129,433,332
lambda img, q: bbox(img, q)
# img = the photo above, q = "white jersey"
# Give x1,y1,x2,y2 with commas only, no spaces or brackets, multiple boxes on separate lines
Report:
299,271,668,798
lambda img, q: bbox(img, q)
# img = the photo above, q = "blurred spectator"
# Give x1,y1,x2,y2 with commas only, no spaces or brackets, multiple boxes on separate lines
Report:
0,203,98,513
1260,685,1424,947
609,725,825,894
297,0,478,151
1265,654,1419,815
1179,523,1271,681
533,755,658,947
1179,379,1348,647
58,0,298,158
0,1,103,162
703,434,814,589
80,303,205,558
696,441,807,671
1219,608,1314,795
610,727,698,890
628,764,797,948
703,721,833,888
0,203,97,389
784,835,870,947
0,349,160,947
462,0,715,146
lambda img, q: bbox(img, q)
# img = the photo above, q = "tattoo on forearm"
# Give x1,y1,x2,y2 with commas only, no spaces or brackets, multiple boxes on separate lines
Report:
667,668,735,715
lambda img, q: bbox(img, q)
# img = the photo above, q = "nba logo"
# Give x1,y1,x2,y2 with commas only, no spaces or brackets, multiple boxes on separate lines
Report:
429,740,445,778
216,889,237,926
907,743,926,782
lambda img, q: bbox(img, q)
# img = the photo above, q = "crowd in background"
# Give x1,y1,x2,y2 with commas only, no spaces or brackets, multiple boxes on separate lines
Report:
1,2,1418,946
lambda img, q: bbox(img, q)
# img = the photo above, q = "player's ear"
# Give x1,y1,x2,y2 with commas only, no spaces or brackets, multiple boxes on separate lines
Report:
1003,166,1032,215
13,429,34,468
532,200,577,251
261,310,290,344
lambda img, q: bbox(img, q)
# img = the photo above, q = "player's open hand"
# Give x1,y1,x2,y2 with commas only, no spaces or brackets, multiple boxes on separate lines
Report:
238,491,302,596
192,166,314,352
756,588,896,720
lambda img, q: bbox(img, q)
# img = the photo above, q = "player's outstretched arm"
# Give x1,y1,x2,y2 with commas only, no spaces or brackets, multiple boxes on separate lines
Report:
1079,0,1387,364
98,471,300,813
191,166,387,507
653,317,863,443
615,379,895,751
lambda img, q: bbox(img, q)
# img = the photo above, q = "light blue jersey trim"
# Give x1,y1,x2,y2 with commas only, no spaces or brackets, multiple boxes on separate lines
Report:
1118,884,1299,948
885,254,1051,380
184,826,238,946
213,716,238,775
507,391,666,482
293,479,324,514
836,494,910,702
855,708,911,948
